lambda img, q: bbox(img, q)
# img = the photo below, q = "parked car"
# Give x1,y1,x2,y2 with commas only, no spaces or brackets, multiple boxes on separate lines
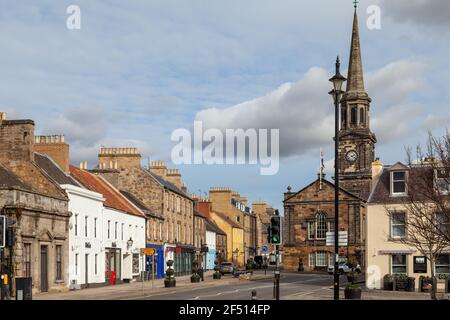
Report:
328,261,361,275
220,262,235,275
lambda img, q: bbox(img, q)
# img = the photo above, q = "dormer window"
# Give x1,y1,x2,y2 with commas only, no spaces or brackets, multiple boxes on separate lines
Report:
391,171,407,195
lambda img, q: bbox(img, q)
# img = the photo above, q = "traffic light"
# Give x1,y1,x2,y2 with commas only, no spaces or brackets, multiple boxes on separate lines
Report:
269,216,281,245
0,216,5,248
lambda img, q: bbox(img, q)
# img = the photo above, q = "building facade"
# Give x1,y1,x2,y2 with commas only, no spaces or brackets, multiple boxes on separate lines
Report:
94,151,194,276
366,161,450,290
0,116,70,295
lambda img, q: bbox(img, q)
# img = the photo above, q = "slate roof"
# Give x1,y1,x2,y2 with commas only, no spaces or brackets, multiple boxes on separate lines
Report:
120,190,163,220
34,153,80,187
213,211,243,229
70,165,144,217
0,164,31,191
146,170,191,199
205,218,227,236
368,164,434,204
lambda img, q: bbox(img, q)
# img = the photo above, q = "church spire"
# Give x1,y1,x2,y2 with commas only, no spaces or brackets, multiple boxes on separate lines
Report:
346,7,365,92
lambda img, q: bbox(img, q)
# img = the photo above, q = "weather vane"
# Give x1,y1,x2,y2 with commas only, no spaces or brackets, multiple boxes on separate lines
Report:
353,0,359,9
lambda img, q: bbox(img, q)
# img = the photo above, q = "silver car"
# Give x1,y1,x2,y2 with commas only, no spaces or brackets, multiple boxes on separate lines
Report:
220,262,235,275
328,261,361,275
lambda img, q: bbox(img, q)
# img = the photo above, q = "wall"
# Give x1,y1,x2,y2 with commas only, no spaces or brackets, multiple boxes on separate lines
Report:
63,184,105,288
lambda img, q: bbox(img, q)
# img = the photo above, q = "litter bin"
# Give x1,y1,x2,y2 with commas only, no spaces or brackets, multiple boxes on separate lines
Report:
15,277,32,300
110,271,116,285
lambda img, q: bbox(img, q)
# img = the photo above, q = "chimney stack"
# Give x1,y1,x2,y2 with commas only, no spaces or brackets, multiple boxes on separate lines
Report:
166,168,182,189
0,118,35,163
371,158,383,190
150,160,168,179
34,135,70,173
98,147,141,169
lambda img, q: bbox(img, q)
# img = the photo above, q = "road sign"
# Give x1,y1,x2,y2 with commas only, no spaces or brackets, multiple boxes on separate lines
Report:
140,248,156,255
262,245,268,254
325,231,348,246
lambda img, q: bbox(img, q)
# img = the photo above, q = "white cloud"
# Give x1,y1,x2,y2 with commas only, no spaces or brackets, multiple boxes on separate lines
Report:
195,59,428,159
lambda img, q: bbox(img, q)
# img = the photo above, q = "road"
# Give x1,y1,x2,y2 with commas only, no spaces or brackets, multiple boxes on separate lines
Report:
133,272,342,300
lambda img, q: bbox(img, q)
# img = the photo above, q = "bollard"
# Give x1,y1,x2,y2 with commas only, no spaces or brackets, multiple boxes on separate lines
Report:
251,290,257,300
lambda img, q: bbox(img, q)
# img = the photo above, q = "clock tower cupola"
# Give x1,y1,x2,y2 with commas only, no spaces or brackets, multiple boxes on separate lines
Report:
338,7,377,200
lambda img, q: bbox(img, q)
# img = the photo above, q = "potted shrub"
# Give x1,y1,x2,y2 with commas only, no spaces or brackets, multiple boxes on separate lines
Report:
213,260,221,279
347,271,359,284
164,260,176,287
191,261,201,283
344,283,362,300
383,274,394,291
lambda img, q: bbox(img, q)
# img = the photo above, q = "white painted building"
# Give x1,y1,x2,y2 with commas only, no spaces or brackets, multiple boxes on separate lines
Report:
205,228,216,270
62,184,105,288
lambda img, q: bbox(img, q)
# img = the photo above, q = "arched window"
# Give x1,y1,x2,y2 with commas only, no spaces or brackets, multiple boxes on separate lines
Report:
360,108,365,125
316,211,328,239
350,107,357,125
341,108,347,127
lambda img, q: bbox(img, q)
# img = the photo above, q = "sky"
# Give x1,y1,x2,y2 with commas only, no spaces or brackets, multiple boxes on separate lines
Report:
1,0,449,212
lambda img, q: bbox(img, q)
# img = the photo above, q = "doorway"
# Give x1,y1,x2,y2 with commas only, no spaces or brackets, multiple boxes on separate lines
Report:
40,245,48,292
85,254,89,287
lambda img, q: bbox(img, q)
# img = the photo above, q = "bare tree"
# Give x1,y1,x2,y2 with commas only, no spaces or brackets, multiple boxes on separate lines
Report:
395,132,450,299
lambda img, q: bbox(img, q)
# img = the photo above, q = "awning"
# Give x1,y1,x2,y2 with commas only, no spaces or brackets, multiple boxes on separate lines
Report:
378,249,416,255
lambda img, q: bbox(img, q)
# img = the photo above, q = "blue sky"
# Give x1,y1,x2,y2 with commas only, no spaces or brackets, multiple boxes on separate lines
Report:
1,0,449,211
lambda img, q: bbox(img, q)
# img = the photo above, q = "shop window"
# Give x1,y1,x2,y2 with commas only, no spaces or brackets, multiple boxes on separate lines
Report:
56,245,62,281
23,243,31,277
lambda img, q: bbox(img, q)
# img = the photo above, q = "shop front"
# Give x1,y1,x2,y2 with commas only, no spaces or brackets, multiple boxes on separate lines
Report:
105,247,122,285
146,244,165,278
206,248,216,270
174,245,195,276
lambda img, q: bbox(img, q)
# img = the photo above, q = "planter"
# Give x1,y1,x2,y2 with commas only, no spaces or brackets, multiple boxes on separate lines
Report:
344,287,362,300
383,275,394,291
213,272,222,279
395,277,410,291
191,274,201,283
419,276,433,292
164,279,176,287
407,277,416,292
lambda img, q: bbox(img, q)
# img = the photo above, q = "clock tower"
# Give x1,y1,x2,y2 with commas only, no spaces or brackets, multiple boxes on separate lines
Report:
338,8,377,200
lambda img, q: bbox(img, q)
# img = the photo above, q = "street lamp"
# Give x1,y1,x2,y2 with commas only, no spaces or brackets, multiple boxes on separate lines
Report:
329,56,346,301
127,237,134,249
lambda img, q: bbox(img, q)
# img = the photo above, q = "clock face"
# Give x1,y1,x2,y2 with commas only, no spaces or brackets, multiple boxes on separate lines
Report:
346,150,358,162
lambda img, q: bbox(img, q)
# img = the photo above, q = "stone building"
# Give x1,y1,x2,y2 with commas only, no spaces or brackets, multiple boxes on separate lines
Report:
0,115,70,295
252,201,276,256
193,208,207,268
282,8,376,271
93,150,194,277
283,178,366,271
208,187,256,263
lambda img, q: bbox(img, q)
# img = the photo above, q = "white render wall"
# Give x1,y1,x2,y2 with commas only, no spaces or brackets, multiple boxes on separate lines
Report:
206,230,216,250
103,207,146,280
62,184,105,288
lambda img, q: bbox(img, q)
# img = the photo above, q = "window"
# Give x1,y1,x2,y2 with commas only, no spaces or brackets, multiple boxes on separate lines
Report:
153,221,157,240
350,107,357,124
165,192,169,209
121,223,124,240
107,220,110,239
166,222,169,242
435,212,450,236
391,171,407,194
177,223,180,242
315,251,328,267
316,212,327,239
391,254,407,274
435,168,450,194
75,253,79,275
56,245,62,280
391,212,406,239
435,254,450,274
95,254,98,275
132,253,140,274
94,218,97,238
308,221,315,240
85,216,88,237
236,216,240,223
159,222,163,241
23,243,31,277
115,222,118,240
176,197,181,213
75,214,78,236
359,108,365,125
341,108,347,127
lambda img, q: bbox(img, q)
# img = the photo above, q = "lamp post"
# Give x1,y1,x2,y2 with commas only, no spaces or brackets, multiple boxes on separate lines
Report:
329,56,346,301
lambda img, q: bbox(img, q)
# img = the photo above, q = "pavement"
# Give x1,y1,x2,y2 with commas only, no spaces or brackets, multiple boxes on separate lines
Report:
33,270,446,300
